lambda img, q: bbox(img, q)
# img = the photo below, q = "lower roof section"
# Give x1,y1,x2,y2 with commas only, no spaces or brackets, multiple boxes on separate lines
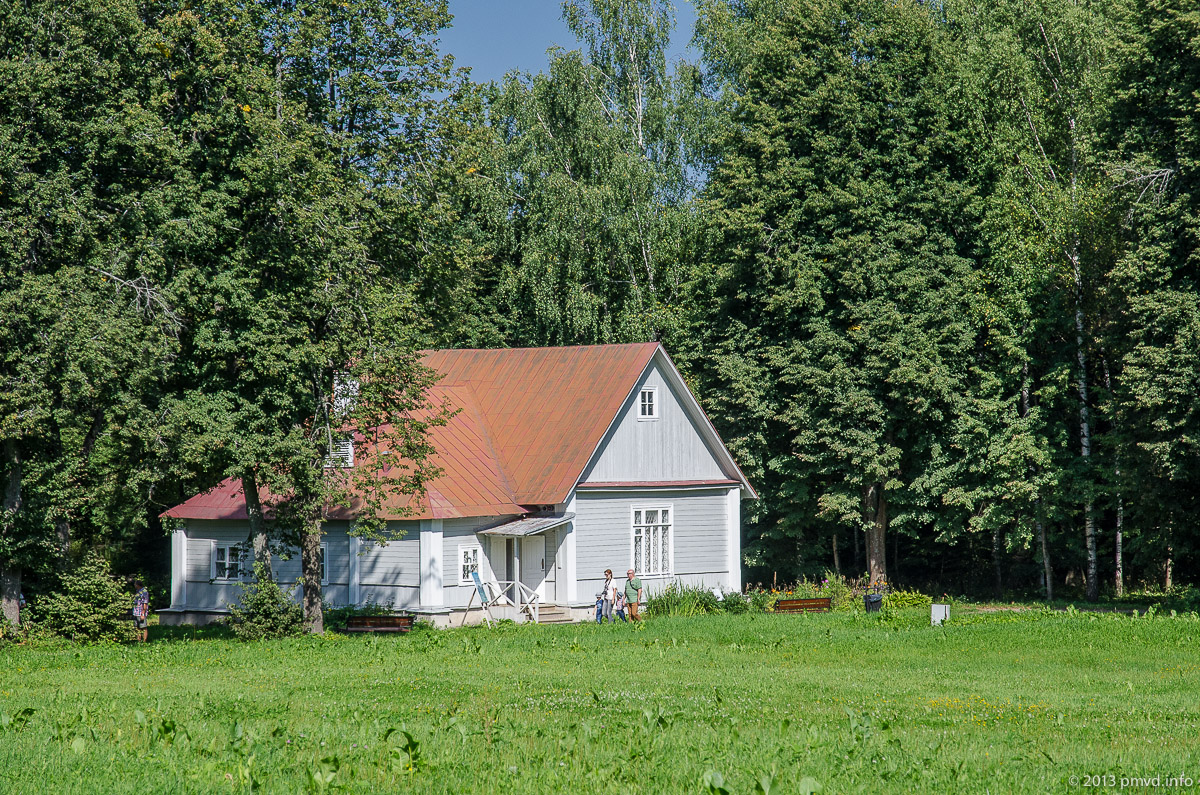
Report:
477,513,575,537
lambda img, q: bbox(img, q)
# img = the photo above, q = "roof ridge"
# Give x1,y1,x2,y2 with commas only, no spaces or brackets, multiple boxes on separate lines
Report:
419,342,659,355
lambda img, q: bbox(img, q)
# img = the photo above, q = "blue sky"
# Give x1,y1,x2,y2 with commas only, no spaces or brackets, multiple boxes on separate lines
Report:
441,1,699,84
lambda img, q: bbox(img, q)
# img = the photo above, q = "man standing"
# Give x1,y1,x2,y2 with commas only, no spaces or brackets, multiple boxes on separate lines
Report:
624,569,643,621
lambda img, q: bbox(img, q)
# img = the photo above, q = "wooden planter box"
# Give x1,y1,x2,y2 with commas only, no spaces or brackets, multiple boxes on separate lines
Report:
342,615,414,633
773,597,832,614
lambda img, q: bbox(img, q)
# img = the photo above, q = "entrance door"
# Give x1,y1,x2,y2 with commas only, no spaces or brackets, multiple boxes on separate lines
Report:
520,535,547,601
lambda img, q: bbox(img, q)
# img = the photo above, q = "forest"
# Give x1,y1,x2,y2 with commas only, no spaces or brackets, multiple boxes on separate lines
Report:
1,0,1197,628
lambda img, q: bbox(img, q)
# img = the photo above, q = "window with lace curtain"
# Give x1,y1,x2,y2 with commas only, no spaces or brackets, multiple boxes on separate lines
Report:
632,506,672,575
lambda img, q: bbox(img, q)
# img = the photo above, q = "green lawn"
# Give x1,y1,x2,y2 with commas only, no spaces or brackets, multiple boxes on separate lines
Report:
1,608,1197,793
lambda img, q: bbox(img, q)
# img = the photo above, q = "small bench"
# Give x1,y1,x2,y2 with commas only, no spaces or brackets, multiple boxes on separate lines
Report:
343,615,414,633
773,597,832,614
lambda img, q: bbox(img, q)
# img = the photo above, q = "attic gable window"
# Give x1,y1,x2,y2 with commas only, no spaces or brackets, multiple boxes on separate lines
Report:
324,436,354,469
638,386,659,420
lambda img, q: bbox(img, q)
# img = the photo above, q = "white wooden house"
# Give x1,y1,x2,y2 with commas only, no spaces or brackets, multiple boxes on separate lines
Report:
159,343,756,625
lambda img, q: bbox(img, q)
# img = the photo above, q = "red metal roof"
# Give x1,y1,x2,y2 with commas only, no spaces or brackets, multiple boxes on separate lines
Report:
422,343,660,504
164,343,662,521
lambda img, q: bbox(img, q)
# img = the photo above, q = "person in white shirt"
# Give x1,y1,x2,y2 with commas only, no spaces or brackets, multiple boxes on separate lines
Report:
599,569,618,623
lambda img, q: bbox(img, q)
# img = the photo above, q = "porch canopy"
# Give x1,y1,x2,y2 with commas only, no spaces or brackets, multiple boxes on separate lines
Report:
478,513,574,537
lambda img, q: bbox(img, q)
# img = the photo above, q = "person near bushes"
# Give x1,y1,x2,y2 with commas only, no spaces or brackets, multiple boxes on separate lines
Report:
132,580,150,642
625,569,643,621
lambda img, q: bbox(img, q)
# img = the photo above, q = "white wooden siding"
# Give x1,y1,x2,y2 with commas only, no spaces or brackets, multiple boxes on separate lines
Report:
359,522,420,587
580,360,732,483
357,520,422,610
573,489,731,599
181,520,418,611
440,517,500,608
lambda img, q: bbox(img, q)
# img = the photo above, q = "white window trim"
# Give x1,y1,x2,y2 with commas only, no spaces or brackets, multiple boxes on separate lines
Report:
458,543,482,585
320,541,330,586
630,504,674,576
210,542,245,581
637,386,659,421
324,436,354,469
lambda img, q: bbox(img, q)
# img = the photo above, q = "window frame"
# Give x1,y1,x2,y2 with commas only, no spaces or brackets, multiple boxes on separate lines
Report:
630,504,673,576
319,541,330,586
211,543,245,581
459,543,482,585
324,436,355,469
637,386,659,421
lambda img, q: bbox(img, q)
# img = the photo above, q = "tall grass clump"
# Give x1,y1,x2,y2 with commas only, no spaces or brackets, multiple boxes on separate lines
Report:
645,582,720,617
645,582,769,616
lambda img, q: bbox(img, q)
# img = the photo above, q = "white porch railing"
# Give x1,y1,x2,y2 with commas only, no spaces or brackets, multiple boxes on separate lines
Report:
461,577,541,627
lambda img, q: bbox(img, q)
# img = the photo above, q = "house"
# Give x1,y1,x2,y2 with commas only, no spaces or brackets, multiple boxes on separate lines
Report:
158,343,756,626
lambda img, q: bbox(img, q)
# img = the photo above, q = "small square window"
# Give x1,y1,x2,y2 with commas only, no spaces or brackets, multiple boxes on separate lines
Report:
638,387,658,420
213,545,244,580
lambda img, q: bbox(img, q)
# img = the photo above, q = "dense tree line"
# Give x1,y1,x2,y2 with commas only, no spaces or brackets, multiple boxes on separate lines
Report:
2,0,1196,629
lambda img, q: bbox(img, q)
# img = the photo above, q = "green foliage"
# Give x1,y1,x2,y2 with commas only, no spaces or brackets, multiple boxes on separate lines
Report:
746,588,777,613
883,589,933,610
227,564,304,641
29,552,136,644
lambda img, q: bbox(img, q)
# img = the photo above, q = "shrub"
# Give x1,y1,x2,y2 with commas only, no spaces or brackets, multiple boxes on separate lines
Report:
720,591,750,614
746,588,777,613
228,563,303,641
821,573,856,611
884,589,933,609
31,552,137,643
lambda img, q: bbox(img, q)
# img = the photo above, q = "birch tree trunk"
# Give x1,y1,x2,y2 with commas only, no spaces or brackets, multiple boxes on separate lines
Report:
1069,151,1098,602
1100,355,1123,597
853,525,861,574
992,525,1003,600
1020,363,1053,600
1039,515,1054,601
2,439,23,626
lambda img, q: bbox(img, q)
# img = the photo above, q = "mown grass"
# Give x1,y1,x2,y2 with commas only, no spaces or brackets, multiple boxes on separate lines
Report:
1,607,1197,793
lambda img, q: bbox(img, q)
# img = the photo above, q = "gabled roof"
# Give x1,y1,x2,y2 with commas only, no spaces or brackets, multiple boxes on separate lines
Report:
164,342,753,523
422,344,659,504
162,385,525,522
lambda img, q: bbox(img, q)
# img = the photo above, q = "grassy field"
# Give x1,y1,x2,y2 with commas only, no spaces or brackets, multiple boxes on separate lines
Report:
1,607,1197,794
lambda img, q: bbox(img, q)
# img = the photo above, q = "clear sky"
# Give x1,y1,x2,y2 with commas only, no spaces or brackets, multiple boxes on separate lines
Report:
441,0,699,84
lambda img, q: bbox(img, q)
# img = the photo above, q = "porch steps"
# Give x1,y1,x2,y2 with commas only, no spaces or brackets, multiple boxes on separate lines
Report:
535,606,575,625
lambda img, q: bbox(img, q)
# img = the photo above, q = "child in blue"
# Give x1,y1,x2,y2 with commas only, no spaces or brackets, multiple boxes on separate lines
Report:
595,591,604,623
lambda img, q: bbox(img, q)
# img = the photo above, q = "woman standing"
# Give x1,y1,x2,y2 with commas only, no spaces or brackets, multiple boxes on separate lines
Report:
599,569,617,624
